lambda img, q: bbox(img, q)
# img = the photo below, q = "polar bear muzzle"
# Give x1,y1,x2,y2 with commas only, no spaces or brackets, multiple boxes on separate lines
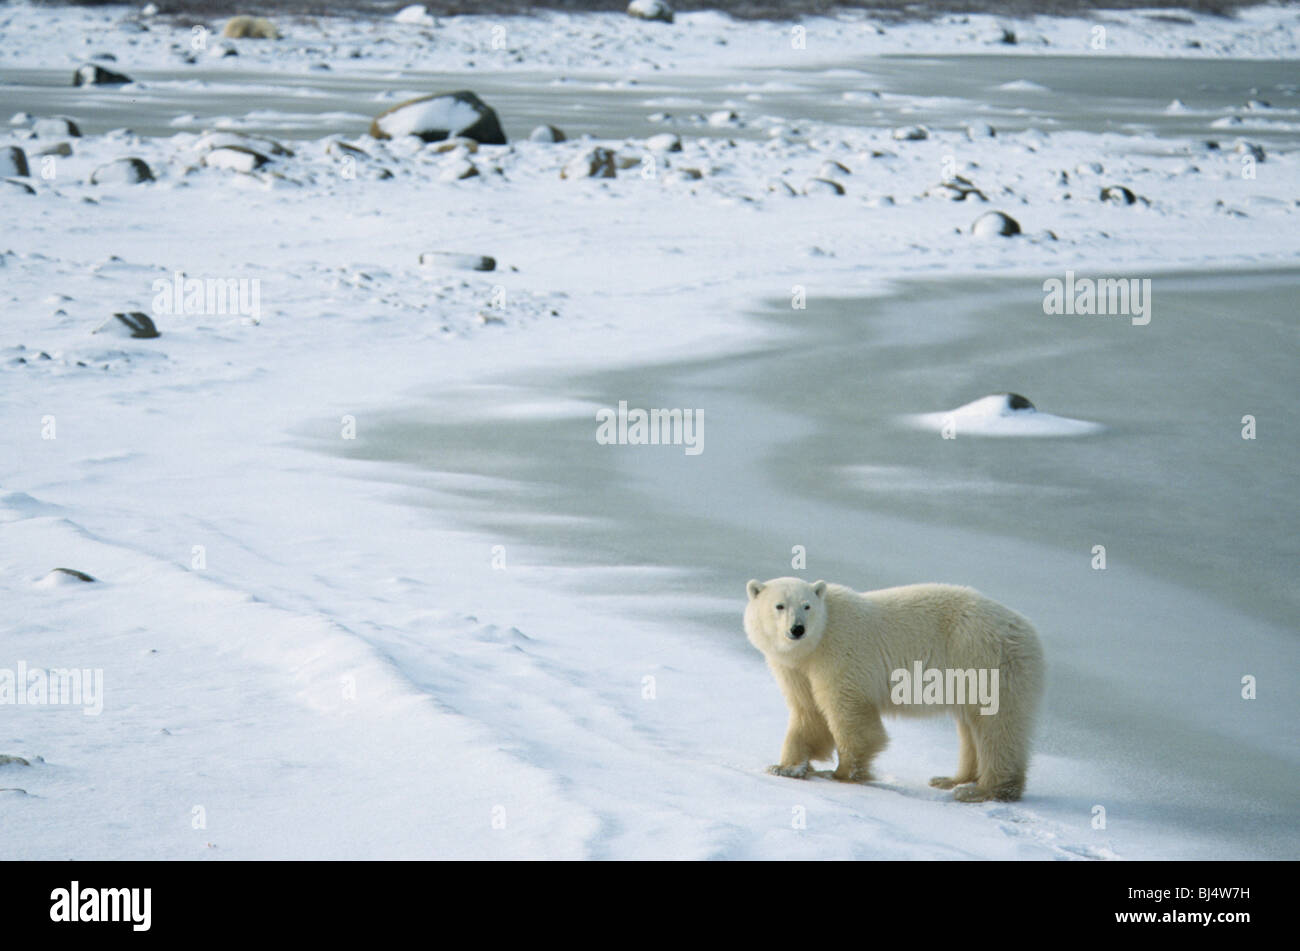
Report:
789,624,806,640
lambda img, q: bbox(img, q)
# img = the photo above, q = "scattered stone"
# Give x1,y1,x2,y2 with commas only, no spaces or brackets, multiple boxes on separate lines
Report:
819,159,851,177
645,132,681,152
669,167,703,181
528,124,566,143
74,64,132,86
203,146,270,173
478,311,505,325
628,0,674,24
438,158,479,181
370,91,506,145
10,111,32,126
395,4,436,25
429,136,478,155
971,211,1021,237
95,312,160,338
928,175,986,201
90,157,154,184
49,568,97,582
965,122,996,139
1233,140,1265,162
982,27,1017,45
1100,184,1137,205
892,125,928,141
766,178,796,196
326,140,368,159
0,755,31,767
561,147,616,179
0,146,28,177
802,177,844,196
33,116,81,138
194,131,292,157
37,142,72,158
2,179,35,196
707,110,739,127
222,15,280,39
420,251,496,272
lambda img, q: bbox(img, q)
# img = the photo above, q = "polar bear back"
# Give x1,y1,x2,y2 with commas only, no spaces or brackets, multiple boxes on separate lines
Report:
811,582,1043,712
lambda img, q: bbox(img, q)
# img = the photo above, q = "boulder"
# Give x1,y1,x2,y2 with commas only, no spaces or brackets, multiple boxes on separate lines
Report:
94,312,160,338
561,147,616,180
203,146,270,172
801,177,844,196
971,211,1021,237
370,91,506,145
529,124,566,143
1099,185,1137,205
645,132,681,152
0,146,28,178
628,0,674,24
74,64,132,86
892,125,928,141
90,157,153,184
32,116,81,138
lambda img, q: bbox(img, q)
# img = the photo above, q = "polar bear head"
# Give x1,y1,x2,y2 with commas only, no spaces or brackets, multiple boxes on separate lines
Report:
744,577,828,665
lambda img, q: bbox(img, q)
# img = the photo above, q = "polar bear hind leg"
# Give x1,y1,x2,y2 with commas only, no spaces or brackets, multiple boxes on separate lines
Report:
929,717,978,790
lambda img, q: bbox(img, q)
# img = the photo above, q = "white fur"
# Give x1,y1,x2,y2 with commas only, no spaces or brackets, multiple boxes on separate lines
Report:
744,577,1045,801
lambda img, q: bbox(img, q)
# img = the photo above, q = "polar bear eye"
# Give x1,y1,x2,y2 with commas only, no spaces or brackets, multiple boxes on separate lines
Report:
774,603,784,611
803,603,811,610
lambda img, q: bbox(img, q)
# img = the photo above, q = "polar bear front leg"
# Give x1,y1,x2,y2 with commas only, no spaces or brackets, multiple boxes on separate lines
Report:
827,700,888,784
769,708,836,779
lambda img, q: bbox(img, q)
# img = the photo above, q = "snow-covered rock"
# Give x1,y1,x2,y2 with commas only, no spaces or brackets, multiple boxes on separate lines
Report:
628,0,673,24
971,211,1021,236
90,157,153,184
369,91,506,146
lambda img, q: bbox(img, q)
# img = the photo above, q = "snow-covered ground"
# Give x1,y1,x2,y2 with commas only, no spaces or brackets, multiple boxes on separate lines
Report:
1,2,1297,859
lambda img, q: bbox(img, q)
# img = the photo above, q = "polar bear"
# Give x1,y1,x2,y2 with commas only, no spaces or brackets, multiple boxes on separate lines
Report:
744,577,1044,802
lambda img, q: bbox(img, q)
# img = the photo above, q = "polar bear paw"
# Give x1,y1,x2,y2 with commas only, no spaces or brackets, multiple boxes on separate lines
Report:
832,765,875,784
767,763,812,779
929,776,965,790
953,783,991,802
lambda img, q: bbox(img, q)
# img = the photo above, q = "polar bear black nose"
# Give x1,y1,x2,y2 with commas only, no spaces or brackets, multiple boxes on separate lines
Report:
790,624,805,639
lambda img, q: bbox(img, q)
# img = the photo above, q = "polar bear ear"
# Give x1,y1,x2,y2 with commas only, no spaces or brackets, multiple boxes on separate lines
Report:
746,579,765,601
812,580,827,598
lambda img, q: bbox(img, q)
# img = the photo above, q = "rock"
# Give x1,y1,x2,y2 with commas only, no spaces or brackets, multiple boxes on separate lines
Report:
0,146,29,177
1004,393,1035,410
0,755,31,766
802,177,844,196
628,0,674,24
49,568,97,583
438,158,479,181
90,157,153,184
33,116,81,138
965,122,996,139
892,125,928,141
1075,161,1103,175
645,132,681,152
203,146,270,172
668,167,703,182
1100,185,1137,205
3,179,35,196
370,91,506,145
529,124,566,143
326,140,368,159
971,211,1021,237
194,131,292,157
395,4,436,25
707,110,739,127
928,176,987,202
73,64,132,86
819,159,851,177
982,27,1016,45
10,111,32,126
95,312,160,338
1233,140,1266,162
428,136,478,155
222,16,280,39
766,178,796,196
561,147,616,179
420,251,496,272
37,142,72,158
